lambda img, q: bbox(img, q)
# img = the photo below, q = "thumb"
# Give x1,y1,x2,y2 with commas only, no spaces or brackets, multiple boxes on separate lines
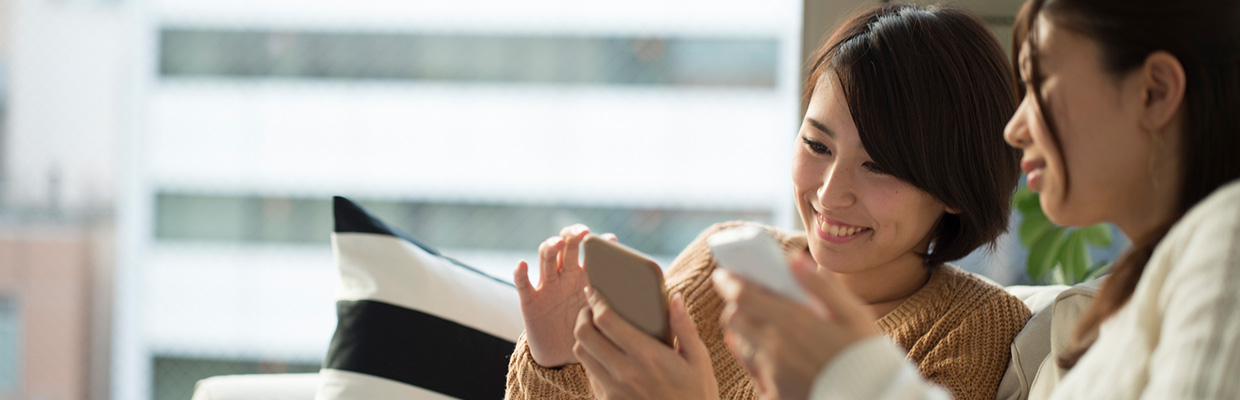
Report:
668,293,709,364
790,252,869,323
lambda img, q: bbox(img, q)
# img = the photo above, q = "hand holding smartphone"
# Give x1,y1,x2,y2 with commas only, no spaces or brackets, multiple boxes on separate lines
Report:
582,235,674,345
708,225,812,304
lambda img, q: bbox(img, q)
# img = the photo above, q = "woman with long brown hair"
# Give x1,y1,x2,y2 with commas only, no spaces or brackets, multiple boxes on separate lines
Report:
715,0,1240,398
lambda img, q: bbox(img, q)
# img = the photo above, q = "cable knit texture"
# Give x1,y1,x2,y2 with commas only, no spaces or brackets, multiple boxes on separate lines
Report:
505,221,1030,400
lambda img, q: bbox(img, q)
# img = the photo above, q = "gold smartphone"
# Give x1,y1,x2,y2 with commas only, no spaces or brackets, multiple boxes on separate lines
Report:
582,235,673,346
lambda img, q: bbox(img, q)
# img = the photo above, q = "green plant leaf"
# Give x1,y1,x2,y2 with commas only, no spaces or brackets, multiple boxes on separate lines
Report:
1014,188,1042,213
1085,260,1112,281
1051,263,1070,285
1019,211,1055,247
1059,230,1093,284
1079,224,1113,246
1027,227,1065,282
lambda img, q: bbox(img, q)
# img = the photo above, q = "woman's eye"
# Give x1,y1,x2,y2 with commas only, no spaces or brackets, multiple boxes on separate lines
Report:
802,137,830,155
863,161,888,175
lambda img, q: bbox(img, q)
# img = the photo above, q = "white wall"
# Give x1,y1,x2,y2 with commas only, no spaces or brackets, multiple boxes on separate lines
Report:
7,0,131,211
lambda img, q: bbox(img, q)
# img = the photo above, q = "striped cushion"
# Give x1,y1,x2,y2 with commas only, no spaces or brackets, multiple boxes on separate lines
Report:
316,196,523,400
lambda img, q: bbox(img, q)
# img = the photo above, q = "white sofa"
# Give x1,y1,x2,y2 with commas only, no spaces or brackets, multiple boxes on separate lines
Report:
192,282,1099,400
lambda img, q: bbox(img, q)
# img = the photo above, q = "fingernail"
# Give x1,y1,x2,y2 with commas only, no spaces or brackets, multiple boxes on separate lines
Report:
711,269,728,284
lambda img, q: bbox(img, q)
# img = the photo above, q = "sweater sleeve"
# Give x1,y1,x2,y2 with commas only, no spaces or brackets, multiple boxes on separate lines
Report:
1139,205,1240,399
917,294,1030,400
811,336,954,400
504,221,769,400
504,333,592,400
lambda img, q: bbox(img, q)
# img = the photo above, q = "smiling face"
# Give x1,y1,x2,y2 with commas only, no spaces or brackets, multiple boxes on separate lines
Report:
1004,15,1158,227
793,73,950,275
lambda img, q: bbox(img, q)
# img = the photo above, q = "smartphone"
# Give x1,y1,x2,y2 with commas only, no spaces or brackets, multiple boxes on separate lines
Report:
582,235,673,346
707,225,811,304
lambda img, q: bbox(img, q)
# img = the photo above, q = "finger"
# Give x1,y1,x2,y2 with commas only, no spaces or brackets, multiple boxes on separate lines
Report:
790,251,870,323
573,305,629,369
723,311,778,399
720,300,767,350
712,270,793,325
585,286,666,353
726,330,771,400
514,260,534,299
668,293,709,364
600,232,618,242
723,332,746,370
537,236,565,285
710,269,742,302
558,225,590,272
560,224,590,273
574,339,620,389
559,223,590,238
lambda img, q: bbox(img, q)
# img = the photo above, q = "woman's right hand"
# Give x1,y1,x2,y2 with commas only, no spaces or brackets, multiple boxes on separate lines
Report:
514,224,616,368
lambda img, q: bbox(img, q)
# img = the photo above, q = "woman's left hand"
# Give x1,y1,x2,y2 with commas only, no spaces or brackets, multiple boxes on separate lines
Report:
573,288,720,400
713,251,881,400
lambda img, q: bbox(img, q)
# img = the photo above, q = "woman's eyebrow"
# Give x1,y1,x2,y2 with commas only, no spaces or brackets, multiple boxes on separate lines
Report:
805,118,836,138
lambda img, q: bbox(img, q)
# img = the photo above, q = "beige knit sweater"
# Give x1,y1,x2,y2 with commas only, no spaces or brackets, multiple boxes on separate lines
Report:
505,221,1031,400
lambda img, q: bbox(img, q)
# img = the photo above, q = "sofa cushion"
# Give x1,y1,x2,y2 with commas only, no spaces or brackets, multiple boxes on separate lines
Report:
316,197,523,400
193,373,320,400
997,278,1103,400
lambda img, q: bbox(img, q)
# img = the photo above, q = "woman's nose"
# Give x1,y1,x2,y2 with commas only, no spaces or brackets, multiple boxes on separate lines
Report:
817,163,856,209
1004,96,1033,148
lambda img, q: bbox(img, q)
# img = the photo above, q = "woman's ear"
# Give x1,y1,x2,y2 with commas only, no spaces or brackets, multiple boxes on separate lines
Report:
1139,51,1187,132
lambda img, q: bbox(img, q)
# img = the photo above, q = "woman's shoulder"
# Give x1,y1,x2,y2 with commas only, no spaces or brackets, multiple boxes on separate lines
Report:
1164,179,1240,252
1146,179,1240,289
878,264,1029,340
934,265,1032,322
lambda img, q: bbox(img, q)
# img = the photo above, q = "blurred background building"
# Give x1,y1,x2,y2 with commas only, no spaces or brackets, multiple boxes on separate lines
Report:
0,0,1053,399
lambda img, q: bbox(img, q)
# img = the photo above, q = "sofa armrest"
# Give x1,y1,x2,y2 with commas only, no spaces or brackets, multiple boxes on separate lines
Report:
192,373,320,400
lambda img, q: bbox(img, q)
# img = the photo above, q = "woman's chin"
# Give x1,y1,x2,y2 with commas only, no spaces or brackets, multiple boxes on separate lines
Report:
1041,193,1091,227
808,247,862,274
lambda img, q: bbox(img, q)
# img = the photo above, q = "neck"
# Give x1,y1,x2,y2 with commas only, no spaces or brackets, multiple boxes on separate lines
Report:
825,252,931,321
1113,133,1183,245
1114,192,1177,247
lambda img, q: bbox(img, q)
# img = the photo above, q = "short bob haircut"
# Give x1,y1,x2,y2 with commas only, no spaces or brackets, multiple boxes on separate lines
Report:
805,4,1021,266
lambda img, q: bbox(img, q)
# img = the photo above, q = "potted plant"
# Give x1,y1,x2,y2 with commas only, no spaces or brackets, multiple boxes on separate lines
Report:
1014,188,1114,285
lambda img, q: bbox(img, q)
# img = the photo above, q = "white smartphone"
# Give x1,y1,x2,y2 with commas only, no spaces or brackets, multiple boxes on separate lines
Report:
707,225,811,304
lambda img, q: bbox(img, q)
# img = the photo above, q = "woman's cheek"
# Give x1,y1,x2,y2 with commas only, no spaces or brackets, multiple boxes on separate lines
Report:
791,155,824,192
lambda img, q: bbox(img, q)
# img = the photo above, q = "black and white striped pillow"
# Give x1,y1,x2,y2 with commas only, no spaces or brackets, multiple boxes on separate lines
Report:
316,197,523,400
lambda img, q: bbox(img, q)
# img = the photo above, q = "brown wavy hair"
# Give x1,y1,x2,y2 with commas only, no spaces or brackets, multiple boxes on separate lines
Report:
1013,0,1240,368
803,4,1021,267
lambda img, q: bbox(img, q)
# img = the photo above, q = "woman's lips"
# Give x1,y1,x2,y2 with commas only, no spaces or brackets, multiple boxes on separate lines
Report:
1020,159,1046,174
1022,159,1047,192
815,213,872,244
